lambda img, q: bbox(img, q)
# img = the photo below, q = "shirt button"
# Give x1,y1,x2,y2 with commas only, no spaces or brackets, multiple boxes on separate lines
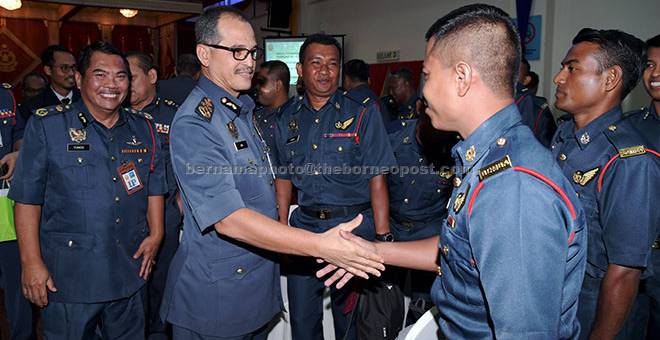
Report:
112,176,117,182
442,245,449,256
77,157,83,163
403,198,409,204
436,188,442,193
115,217,121,224
312,144,318,150
314,118,320,124
137,158,143,163
337,146,343,152
68,240,74,247
437,266,442,277
109,137,114,142
236,267,244,274
114,196,120,203
313,170,320,175
559,153,567,161
111,156,116,161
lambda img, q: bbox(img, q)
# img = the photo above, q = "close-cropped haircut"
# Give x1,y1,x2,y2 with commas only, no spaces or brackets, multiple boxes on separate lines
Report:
572,28,646,100
176,53,201,76
77,41,131,79
41,45,74,67
648,34,660,48
344,59,369,83
391,67,413,84
126,51,157,75
298,33,341,64
425,4,521,97
195,6,248,44
261,60,290,86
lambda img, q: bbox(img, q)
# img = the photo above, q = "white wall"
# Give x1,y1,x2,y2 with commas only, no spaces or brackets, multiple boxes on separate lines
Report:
291,0,659,111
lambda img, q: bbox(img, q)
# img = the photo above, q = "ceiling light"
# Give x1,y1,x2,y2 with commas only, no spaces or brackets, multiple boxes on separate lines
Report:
0,0,22,11
119,8,138,18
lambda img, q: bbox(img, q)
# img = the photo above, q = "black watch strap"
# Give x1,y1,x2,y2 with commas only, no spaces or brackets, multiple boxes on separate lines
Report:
375,232,395,242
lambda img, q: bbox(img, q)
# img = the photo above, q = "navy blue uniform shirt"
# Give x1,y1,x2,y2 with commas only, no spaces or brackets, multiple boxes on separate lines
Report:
8,100,167,303
161,76,282,337
624,104,660,150
386,119,451,241
552,106,660,280
515,84,557,147
254,97,292,156
432,104,587,339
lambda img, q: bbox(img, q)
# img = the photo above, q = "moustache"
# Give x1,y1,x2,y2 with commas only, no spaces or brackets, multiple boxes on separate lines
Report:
234,67,254,75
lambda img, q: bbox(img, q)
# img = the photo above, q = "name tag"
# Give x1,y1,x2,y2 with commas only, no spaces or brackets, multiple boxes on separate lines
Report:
234,140,248,150
286,135,300,144
67,144,90,151
117,161,144,195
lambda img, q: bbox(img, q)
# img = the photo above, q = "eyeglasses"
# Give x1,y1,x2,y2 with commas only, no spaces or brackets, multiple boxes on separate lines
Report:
54,64,77,73
203,43,262,61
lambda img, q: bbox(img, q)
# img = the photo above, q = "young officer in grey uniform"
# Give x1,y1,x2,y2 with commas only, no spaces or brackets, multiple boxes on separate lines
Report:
10,41,167,339
551,28,660,340
160,7,385,340
0,84,35,340
320,5,587,339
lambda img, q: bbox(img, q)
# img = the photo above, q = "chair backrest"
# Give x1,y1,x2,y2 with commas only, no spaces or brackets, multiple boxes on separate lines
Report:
403,307,441,339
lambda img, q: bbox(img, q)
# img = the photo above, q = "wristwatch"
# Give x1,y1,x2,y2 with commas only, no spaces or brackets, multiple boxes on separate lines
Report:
375,232,395,242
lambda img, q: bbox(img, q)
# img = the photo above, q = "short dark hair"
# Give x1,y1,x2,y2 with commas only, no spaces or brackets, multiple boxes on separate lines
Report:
126,51,157,74
572,28,646,100
298,33,341,64
41,45,74,66
647,34,660,48
528,71,539,89
260,60,290,87
425,4,521,97
22,71,47,85
176,53,201,76
77,41,131,79
195,6,248,44
343,59,369,83
391,67,413,84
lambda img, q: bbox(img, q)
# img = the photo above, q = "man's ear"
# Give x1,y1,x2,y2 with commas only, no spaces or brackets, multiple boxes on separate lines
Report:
196,45,211,68
296,62,303,79
75,72,82,90
147,69,158,85
604,65,623,93
44,65,52,77
455,61,472,97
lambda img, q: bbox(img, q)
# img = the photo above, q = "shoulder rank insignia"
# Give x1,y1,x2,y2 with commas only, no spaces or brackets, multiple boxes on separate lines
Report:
335,117,355,130
68,128,87,143
573,167,599,186
35,108,48,117
195,97,214,121
220,97,239,114
2,83,11,89
362,98,371,105
453,184,470,213
163,99,179,108
619,145,646,158
478,155,512,181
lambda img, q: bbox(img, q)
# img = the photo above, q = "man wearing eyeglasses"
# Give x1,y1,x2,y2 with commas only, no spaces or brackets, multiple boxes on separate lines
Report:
160,7,385,340
18,45,81,124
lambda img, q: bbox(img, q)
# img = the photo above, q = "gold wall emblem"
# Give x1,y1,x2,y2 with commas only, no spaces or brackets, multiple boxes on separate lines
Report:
0,44,17,73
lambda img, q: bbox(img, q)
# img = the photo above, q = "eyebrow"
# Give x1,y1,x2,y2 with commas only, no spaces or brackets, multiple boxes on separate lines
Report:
561,59,579,66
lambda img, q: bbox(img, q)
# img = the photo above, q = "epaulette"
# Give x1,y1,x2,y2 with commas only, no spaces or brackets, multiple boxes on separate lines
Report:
33,104,70,118
195,97,214,121
162,98,179,109
124,107,153,120
342,91,369,108
2,83,11,89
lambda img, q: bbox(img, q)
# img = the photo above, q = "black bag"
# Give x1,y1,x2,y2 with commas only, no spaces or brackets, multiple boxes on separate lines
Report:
356,273,405,340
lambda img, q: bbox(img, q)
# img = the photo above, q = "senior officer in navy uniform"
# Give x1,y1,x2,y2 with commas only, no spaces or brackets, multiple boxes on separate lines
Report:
160,7,385,340
126,51,182,340
273,33,396,340
9,41,167,339
320,5,587,339
0,84,36,340
551,28,660,340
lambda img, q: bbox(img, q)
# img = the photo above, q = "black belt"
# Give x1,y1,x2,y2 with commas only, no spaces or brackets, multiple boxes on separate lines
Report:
299,203,370,220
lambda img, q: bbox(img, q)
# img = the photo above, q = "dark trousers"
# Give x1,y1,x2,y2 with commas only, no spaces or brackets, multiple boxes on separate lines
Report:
42,287,146,340
147,220,180,339
287,256,357,340
172,322,270,340
617,250,660,340
0,240,36,340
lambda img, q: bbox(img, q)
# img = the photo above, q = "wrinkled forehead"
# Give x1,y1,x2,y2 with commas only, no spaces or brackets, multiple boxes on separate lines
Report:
217,17,256,47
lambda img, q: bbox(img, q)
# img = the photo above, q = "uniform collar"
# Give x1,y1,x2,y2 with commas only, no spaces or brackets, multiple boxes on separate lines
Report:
649,102,660,120
297,90,342,114
74,100,127,128
197,75,255,116
571,106,622,150
140,96,160,114
452,103,520,170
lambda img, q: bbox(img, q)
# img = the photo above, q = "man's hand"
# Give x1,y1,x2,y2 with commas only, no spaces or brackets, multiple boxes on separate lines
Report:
21,261,57,307
316,262,355,289
0,151,19,180
133,234,163,280
316,215,384,280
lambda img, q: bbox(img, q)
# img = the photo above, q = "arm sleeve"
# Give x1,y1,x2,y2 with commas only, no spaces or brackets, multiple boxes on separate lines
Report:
170,115,246,232
8,117,48,204
468,172,570,339
599,155,660,269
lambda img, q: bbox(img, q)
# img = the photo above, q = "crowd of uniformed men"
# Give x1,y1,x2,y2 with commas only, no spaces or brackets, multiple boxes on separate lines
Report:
0,3,658,340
